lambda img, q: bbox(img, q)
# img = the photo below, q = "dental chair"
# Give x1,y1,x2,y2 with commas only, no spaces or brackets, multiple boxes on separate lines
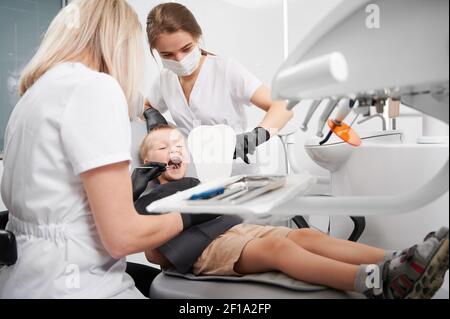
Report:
131,119,367,299
129,111,368,299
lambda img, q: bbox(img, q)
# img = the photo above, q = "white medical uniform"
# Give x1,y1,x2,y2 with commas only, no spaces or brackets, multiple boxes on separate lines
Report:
0,62,144,299
147,56,263,175
148,55,262,135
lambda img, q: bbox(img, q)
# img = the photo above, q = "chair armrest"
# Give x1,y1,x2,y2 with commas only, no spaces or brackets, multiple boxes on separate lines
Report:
0,211,8,230
0,230,17,266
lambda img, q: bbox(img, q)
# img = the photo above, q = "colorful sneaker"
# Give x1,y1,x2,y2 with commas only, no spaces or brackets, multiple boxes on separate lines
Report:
379,228,449,299
393,227,448,259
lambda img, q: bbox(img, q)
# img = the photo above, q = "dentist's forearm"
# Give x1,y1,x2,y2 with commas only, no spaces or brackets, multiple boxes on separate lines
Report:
96,209,184,260
258,101,293,136
124,212,183,256
250,86,293,135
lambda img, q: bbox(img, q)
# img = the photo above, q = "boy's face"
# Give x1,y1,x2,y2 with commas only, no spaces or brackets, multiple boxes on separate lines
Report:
143,128,188,183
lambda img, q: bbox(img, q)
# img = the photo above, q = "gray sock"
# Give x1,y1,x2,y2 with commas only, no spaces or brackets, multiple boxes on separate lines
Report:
354,264,384,295
383,250,400,262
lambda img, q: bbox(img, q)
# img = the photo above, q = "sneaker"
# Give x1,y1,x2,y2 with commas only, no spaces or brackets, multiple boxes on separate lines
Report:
393,227,448,259
379,228,449,299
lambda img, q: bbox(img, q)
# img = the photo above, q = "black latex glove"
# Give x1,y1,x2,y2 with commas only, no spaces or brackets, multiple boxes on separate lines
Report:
143,108,168,133
233,127,271,164
131,162,167,202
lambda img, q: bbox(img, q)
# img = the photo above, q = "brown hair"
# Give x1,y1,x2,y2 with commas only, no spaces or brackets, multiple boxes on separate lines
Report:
139,124,179,161
146,3,203,54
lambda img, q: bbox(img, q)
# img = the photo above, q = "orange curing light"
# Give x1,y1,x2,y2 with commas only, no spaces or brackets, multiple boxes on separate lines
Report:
327,119,362,147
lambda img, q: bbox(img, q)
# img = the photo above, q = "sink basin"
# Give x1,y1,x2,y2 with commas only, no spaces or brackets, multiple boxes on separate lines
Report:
305,130,404,173
304,130,449,196
331,142,449,196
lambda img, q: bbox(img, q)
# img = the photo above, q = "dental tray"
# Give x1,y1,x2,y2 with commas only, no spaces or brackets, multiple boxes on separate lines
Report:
145,173,315,215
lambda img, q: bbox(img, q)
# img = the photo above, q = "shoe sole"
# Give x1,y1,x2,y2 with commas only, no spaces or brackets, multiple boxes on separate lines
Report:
424,228,450,299
406,236,449,299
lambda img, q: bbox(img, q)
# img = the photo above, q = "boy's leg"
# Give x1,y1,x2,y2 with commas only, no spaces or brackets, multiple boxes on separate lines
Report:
234,236,359,292
287,228,387,265
234,234,449,299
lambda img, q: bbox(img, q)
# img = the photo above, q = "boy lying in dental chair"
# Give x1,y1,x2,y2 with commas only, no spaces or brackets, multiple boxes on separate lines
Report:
131,109,449,299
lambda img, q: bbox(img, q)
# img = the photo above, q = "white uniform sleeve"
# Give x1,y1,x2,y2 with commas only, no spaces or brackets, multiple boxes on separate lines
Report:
60,74,132,175
146,76,168,113
227,59,263,105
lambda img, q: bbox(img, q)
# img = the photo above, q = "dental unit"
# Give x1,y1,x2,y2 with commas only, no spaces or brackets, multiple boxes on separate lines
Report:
270,0,449,217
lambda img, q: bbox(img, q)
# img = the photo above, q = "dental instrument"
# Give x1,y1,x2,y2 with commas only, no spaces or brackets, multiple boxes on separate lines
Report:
319,99,361,146
316,99,339,138
301,100,322,132
189,187,226,200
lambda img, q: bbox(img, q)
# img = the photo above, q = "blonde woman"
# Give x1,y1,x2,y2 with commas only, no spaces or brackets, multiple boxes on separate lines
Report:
0,0,191,298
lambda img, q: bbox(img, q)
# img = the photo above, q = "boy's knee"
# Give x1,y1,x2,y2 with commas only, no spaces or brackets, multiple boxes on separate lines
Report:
264,237,295,256
289,228,325,243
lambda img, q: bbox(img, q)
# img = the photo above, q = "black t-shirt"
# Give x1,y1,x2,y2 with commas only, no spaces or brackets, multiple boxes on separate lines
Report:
134,177,243,274
134,177,200,214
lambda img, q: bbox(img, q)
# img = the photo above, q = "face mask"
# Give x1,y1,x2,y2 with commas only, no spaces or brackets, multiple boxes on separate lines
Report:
161,46,201,77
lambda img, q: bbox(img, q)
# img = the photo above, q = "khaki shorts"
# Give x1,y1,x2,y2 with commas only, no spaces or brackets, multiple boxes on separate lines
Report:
192,224,293,276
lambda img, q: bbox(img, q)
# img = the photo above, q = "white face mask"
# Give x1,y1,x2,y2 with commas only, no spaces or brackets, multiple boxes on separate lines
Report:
161,46,202,77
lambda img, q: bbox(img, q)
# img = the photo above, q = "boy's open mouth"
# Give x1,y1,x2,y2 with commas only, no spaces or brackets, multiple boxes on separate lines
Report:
167,157,182,170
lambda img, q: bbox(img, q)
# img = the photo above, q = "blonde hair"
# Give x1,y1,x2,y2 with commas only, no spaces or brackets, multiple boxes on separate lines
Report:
19,0,144,118
139,124,178,161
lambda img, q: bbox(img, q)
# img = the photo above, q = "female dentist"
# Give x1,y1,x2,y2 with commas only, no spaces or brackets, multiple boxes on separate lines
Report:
145,3,293,167
0,0,197,299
